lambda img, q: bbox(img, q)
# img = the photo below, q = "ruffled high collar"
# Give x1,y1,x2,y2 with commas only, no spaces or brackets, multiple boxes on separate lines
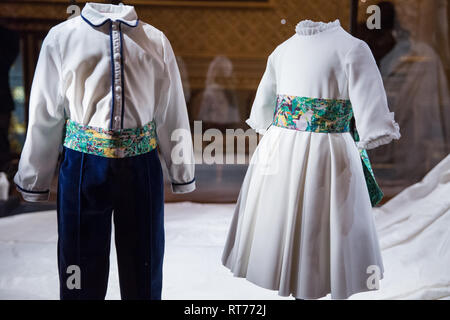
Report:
295,19,340,36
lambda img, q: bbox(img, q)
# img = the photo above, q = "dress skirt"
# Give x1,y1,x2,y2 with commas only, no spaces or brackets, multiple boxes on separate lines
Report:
221,125,385,299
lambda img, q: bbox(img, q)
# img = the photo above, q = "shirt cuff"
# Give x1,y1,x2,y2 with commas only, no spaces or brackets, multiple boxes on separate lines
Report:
171,178,196,194
15,184,50,202
357,113,401,150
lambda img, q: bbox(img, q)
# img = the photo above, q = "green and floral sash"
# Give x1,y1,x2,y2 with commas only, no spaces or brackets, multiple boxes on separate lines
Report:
63,119,157,158
273,94,383,207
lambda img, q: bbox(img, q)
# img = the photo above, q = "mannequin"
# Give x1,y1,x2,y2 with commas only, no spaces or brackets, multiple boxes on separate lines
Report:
14,1,196,300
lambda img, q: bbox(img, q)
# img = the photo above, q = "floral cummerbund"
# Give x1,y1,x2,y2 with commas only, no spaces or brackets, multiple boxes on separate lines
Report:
63,119,157,158
272,94,383,207
273,95,353,133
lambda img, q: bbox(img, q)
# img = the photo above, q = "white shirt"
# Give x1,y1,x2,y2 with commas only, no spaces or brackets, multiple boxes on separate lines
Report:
14,2,195,201
247,19,401,149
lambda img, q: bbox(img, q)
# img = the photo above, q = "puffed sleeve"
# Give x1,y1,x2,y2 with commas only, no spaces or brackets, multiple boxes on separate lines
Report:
246,51,277,134
154,32,195,194
346,40,401,150
13,27,65,202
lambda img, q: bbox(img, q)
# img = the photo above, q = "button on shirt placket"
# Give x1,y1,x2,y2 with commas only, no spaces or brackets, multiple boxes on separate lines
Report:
111,21,123,129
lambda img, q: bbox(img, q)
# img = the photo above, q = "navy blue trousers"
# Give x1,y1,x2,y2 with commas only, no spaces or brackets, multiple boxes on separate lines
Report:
57,146,164,300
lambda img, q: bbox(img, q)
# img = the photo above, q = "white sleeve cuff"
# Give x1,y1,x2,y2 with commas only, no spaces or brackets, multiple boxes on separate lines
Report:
245,118,269,135
356,132,400,150
15,184,50,202
171,179,196,194
357,113,401,150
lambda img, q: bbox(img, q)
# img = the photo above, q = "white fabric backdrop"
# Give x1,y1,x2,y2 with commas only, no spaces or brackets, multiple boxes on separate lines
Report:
0,154,449,299
351,154,450,299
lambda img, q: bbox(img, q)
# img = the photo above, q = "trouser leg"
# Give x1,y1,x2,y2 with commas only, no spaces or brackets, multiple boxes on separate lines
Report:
57,148,113,300
113,149,165,300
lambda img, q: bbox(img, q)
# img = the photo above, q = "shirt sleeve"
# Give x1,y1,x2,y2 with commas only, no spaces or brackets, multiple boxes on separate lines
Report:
13,27,65,202
346,40,401,150
154,32,195,194
246,51,277,134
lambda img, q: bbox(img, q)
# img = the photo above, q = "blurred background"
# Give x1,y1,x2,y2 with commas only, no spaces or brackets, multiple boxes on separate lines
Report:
0,0,448,212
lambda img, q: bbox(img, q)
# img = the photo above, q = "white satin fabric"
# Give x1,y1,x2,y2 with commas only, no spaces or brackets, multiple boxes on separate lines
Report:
14,3,195,201
222,20,400,299
352,155,450,300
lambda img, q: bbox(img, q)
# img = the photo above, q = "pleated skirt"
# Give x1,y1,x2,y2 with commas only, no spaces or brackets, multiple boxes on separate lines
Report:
221,125,384,299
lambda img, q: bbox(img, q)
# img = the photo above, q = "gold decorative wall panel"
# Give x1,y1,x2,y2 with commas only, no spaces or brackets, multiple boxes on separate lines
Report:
0,0,350,89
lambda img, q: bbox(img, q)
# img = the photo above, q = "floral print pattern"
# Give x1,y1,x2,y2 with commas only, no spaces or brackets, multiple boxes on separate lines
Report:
350,121,384,207
273,94,383,207
273,95,354,133
63,119,157,158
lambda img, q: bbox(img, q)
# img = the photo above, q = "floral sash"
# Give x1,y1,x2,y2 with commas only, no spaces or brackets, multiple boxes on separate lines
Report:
273,94,383,207
63,119,157,158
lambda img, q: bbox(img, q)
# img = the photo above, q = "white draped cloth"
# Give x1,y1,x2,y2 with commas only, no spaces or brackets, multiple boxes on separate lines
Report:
0,157,449,299
352,154,450,299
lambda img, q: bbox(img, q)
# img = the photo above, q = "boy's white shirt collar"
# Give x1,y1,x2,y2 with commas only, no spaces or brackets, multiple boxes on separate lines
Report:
81,2,139,27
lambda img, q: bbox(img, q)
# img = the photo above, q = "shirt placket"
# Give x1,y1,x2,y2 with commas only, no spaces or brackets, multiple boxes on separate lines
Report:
111,21,123,130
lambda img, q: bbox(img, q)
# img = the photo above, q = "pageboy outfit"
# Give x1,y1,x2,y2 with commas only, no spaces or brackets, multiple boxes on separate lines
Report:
222,20,401,299
14,2,195,299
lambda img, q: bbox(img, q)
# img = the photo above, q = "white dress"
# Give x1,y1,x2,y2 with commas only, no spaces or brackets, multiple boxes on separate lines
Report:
13,3,196,201
221,20,401,299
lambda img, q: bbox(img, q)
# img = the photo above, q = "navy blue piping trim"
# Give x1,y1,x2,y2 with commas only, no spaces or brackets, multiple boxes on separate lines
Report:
119,23,125,129
15,183,49,194
80,13,111,27
172,178,196,186
80,13,139,28
81,14,138,130
109,21,116,130
117,19,139,27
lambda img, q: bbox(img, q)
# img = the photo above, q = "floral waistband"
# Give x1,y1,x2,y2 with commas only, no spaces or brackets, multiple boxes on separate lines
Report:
273,95,353,133
63,119,157,158
271,95,383,206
